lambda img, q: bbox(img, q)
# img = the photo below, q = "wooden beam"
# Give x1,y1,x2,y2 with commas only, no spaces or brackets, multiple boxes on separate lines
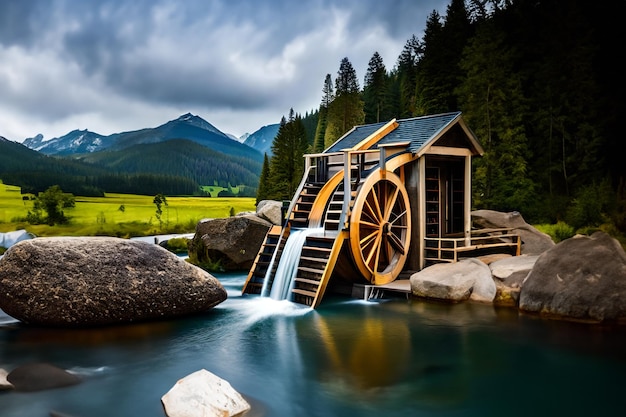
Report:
425,146,472,156
351,119,398,151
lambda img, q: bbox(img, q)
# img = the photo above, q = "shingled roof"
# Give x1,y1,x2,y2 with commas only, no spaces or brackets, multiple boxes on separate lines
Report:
324,111,482,156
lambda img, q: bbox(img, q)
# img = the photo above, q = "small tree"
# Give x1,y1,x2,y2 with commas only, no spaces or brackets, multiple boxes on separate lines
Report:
27,185,75,225
153,193,168,229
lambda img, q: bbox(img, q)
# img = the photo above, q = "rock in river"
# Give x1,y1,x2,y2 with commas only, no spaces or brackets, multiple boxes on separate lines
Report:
0,237,227,327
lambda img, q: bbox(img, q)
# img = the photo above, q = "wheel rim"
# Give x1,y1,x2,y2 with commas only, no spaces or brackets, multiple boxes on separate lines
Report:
349,170,411,285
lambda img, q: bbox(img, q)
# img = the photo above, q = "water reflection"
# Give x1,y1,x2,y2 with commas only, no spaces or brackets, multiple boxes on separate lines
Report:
307,306,411,390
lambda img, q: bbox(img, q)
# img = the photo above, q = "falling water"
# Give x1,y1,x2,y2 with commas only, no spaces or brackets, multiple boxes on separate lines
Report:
261,227,324,300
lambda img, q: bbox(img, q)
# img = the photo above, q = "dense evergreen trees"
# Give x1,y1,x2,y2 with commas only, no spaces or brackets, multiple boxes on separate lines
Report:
265,0,624,235
264,110,309,201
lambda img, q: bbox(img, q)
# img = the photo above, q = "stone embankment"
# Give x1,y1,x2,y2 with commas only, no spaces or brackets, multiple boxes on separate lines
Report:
410,210,626,323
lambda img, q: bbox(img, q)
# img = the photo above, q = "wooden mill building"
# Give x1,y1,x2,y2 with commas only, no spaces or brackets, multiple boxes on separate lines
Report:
242,111,520,308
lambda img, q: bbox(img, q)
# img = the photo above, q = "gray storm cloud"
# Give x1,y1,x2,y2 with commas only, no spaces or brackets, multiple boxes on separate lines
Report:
0,0,448,140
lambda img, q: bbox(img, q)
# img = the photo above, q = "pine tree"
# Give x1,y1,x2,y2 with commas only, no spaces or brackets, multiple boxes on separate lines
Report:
363,52,389,123
256,153,271,204
313,74,334,152
395,35,422,118
324,57,365,147
268,112,309,200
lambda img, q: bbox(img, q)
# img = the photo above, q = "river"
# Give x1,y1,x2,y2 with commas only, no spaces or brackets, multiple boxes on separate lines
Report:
1,272,625,417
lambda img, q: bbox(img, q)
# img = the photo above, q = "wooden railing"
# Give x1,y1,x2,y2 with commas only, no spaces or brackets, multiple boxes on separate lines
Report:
424,228,521,263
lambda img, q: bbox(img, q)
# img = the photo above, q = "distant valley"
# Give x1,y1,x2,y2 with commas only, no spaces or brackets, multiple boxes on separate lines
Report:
1,113,280,197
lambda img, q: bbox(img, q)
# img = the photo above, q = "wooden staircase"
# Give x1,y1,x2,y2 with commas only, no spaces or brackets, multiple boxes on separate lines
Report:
242,225,288,295
291,232,345,308
289,182,322,228
241,159,374,308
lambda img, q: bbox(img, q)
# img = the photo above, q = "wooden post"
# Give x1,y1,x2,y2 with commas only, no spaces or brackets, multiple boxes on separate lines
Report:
464,154,472,247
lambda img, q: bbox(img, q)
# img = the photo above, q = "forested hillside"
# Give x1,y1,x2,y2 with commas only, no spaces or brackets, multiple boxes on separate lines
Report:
76,139,262,194
264,0,624,235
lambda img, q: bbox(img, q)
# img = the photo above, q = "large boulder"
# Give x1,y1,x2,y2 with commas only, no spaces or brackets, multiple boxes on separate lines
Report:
0,237,227,327
161,369,251,417
410,259,495,303
519,232,626,322
6,363,81,392
188,214,272,271
471,210,555,255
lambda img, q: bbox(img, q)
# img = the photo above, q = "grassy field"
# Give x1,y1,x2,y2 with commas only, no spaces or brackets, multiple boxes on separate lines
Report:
0,182,256,238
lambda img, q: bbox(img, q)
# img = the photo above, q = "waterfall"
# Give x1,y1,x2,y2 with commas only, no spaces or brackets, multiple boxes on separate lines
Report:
262,228,324,301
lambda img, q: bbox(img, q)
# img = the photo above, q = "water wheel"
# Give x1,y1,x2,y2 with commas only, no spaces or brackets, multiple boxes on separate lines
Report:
349,170,411,285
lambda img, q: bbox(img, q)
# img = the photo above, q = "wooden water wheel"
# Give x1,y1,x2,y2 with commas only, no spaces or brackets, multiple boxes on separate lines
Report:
349,170,411,285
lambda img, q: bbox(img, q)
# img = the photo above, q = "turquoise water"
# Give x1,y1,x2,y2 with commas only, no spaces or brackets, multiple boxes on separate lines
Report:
1,272,625,417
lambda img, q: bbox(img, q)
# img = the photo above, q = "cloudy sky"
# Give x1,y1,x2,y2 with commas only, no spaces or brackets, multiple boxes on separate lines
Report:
0,0,450,142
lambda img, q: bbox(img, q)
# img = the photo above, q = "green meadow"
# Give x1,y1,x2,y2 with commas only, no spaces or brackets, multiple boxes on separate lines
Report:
0,182,256,238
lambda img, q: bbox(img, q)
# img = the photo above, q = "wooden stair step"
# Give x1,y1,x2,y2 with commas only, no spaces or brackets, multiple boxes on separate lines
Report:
294,277,321,285
299,256,329,263
301,245,331,253
298,266,325,275
291,288,317,298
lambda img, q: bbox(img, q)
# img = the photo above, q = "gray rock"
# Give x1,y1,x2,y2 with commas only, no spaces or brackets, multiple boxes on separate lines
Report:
189,214,271,271
471,210,555,255
0,237,227,327
256,200,284,225
489,255,538,306
161,369,251,417
519,232,626,322
0,367,13,390
6,363,81,392
410,259,494,302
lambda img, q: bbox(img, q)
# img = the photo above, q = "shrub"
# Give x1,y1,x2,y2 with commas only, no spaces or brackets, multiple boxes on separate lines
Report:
187,250,224,272
539,221,576,243
165,237,189,254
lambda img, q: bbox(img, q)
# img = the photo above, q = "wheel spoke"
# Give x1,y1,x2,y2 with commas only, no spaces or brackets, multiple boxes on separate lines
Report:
358,219,380,229
387,232,406,255
361,199,378,225
366,232,382,268
384,186,400,222
369,187,383,222
389,209,408,225
359,229,378,248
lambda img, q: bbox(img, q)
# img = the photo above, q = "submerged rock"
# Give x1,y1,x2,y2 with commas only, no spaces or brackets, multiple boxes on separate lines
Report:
6,362,81,392
0,367,13,390
0,237,227,327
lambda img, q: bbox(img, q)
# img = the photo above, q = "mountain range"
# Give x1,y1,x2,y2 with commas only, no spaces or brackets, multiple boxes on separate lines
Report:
1,113,280,196
22,113,277,157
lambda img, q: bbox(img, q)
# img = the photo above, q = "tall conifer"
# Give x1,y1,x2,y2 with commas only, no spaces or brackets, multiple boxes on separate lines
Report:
363,52,388,123
324,57,364,147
